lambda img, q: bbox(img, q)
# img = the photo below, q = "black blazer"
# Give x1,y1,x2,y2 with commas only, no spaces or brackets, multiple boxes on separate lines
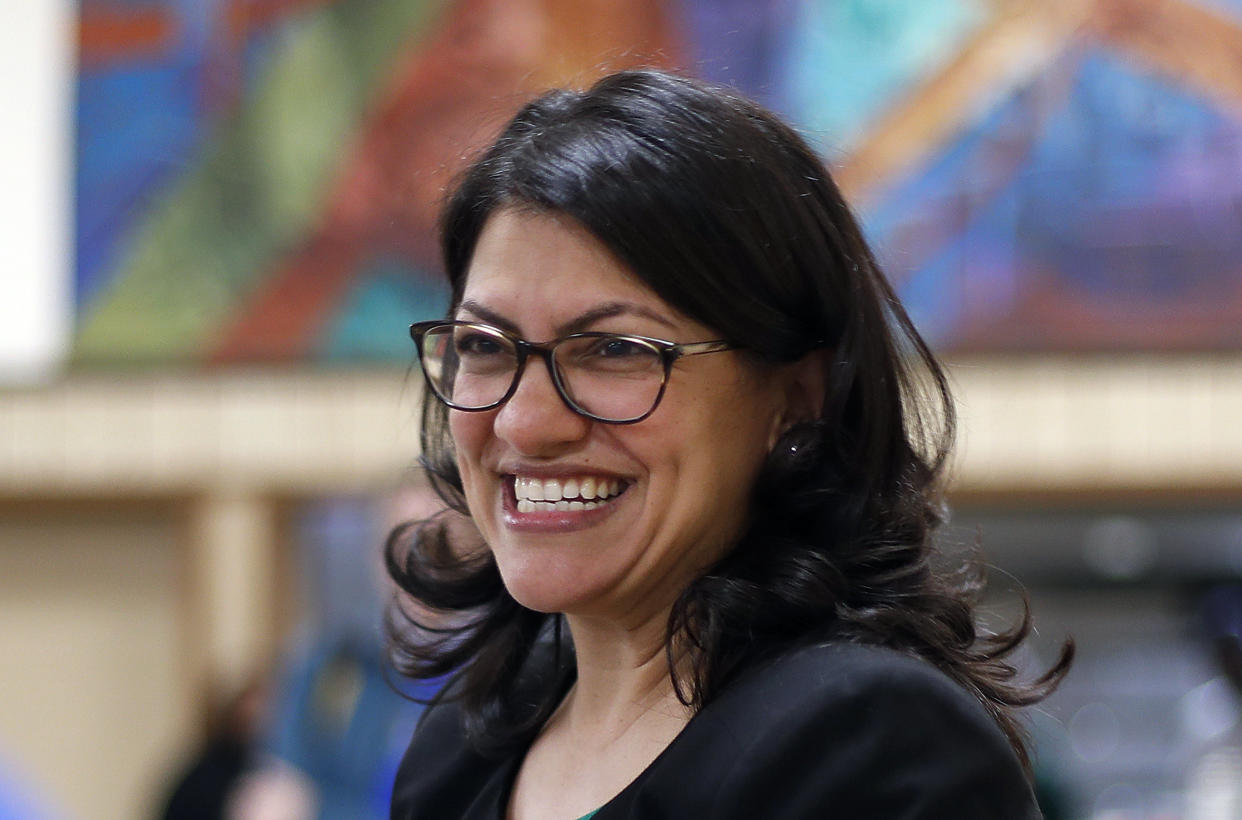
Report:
392,641,1042,819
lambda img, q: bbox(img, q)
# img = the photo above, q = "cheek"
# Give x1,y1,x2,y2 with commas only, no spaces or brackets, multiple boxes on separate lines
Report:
705,394,781,496
693,377,782,456
660,386,779,509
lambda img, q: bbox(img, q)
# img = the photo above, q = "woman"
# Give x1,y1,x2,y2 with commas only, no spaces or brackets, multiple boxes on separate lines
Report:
387,69,1071,819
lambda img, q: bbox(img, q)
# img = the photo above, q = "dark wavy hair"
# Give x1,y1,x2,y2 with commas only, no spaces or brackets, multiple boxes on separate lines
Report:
386,69,1072,768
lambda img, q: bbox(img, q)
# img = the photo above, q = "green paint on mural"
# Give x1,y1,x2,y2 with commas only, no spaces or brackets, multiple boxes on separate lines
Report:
319,261,449,363
74,0,449,364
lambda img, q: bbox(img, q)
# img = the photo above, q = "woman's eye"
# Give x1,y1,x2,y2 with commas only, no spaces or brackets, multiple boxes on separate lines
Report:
455,333,506,356
596,338,646,358
570,337,660,373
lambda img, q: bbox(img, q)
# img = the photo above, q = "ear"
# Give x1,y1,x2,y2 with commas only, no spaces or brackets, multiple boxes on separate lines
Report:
767,348,831,449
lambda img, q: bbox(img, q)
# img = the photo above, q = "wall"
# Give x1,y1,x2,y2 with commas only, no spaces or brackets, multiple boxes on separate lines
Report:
0,502,189,820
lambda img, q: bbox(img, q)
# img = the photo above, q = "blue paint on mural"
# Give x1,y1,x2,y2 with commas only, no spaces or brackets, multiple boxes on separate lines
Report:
868,46,1242,348
671,0,796,115
76,61,206,303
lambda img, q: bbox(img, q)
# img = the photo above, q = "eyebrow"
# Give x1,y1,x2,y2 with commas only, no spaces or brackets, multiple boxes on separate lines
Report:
455,299,679,338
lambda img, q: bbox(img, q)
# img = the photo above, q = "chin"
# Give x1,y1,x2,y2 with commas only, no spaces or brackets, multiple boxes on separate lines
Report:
499,575,600,615
488,544,598,614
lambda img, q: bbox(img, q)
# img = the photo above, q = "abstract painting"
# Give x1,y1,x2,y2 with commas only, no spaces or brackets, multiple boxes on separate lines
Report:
74,0,1242,362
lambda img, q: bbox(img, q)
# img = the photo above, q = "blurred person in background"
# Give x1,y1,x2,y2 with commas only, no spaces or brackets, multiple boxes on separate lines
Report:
386,69,1072,819
157,673,315,820
157,674,272,820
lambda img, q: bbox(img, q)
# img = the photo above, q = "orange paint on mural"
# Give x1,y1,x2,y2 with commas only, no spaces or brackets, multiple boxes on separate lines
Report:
79,7,177,64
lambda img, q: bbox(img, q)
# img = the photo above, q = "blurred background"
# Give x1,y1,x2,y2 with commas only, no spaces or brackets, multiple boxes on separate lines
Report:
2,0,1241,817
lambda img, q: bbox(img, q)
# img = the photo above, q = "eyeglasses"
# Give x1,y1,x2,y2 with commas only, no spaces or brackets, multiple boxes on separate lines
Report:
409,320,736,424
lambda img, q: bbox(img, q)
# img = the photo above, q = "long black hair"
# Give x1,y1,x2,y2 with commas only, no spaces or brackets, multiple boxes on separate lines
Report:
386,69,1072,767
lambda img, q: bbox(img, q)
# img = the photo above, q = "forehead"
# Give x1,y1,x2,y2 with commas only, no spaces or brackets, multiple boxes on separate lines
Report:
460,208,674,322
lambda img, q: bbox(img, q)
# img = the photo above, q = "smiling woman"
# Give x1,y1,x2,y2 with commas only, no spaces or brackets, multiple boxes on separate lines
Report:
386,69,1071,820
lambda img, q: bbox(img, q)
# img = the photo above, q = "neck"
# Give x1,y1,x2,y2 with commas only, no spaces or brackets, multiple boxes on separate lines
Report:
502,611,696,820
557,609,691,743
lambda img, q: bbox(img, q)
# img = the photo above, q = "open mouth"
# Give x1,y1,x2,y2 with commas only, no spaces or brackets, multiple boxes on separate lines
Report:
509,475,629,513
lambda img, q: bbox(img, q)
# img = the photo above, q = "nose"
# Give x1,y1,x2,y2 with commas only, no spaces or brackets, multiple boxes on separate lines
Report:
491,355,591,455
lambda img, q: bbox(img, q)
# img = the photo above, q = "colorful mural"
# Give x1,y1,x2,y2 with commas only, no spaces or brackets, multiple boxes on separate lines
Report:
843,0,1242,350
74,0,1242,363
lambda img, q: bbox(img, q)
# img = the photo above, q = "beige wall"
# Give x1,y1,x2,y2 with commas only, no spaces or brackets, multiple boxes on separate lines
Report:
0,369,419,818
0,502,190,820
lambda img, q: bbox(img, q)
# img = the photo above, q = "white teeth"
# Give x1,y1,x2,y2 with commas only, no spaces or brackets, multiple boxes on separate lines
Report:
515,499,602,513
513,475,627,508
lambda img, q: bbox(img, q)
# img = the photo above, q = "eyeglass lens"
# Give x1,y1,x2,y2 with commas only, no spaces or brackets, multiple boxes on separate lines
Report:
419,324,666,422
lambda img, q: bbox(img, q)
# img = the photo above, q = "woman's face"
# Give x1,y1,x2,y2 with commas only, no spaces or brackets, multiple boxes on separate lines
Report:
449,208,792,625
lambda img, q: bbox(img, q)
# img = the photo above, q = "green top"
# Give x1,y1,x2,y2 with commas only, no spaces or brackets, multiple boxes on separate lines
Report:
576,812,598,820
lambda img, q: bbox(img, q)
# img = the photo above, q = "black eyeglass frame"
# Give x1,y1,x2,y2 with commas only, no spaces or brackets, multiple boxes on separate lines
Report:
409,320,736,424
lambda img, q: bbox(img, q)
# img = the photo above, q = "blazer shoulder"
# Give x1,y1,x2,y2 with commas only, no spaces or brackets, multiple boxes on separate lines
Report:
679,641,1040,819
725,641,1019,759
736,640,994,720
